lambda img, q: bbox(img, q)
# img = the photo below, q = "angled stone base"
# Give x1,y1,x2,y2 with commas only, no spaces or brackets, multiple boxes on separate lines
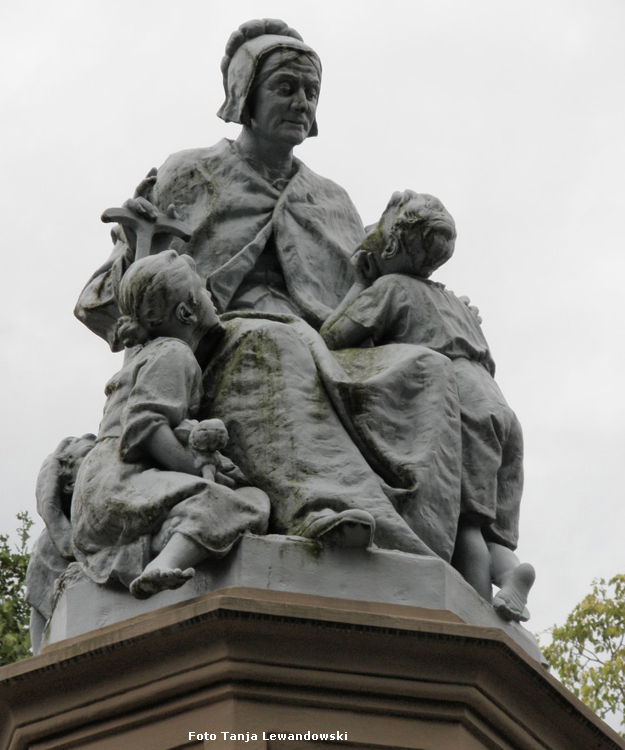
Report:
1,588,624,750
44,534,542,662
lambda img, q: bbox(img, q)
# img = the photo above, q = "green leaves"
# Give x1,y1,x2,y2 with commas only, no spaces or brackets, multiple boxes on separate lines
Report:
0,512,33,666
542,575,625,734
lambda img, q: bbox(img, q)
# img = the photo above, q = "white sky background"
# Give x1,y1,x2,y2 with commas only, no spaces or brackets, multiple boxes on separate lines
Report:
1,0,624,658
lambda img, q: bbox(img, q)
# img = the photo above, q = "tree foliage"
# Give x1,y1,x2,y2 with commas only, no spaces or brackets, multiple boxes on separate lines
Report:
0,512,32,666
542,575,625,735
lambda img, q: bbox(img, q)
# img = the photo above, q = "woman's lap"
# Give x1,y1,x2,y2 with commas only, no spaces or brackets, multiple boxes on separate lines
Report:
203,315,463,559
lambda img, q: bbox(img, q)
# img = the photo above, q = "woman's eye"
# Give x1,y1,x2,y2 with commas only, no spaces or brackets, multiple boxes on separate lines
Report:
277,83,292,95
306,88,319,100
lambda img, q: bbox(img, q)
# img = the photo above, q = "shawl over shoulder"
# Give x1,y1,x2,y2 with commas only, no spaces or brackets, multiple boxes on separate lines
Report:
75,140,364,348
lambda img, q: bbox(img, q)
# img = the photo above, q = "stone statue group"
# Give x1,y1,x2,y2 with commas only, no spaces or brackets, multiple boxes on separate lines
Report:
26,19,535,652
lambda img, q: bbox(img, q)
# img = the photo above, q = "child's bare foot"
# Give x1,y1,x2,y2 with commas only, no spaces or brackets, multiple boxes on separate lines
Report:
493,562,535,622
130,567,195,600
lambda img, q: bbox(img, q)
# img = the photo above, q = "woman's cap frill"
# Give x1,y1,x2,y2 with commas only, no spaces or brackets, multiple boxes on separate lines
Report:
221,18,304,76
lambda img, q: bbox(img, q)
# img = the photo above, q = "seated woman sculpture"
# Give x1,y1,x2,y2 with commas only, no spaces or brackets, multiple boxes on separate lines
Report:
75,19,465,562
71,251,270,599
322,191,535,621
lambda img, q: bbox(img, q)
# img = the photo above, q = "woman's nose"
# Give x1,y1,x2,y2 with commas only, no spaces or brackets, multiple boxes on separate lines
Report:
291,88,307,111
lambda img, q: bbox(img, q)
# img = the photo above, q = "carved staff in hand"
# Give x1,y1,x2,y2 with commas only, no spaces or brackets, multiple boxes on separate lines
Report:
101,167,192,260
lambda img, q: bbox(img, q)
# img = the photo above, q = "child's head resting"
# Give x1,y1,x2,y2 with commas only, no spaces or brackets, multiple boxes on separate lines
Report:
116,250,222,348
55,434,96,497
37,434,96,519
354,191,456,281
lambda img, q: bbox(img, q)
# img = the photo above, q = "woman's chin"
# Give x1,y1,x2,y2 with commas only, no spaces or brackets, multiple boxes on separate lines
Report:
276,123,310,146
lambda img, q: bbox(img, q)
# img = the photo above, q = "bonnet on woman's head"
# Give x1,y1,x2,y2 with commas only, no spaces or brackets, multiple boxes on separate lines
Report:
217,18,321,136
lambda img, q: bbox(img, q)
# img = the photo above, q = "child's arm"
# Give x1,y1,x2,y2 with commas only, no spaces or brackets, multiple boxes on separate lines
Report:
143,424,203,476
121,340,209,474
321,281,372,350
321,313,372,350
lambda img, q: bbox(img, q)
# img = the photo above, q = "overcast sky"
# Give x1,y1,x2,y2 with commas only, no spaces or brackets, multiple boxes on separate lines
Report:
2,0,624,666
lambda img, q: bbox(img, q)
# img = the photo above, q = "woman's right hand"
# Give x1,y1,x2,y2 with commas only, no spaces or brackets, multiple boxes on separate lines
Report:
101,166,191,260
121,168,161,253
133,167,158,203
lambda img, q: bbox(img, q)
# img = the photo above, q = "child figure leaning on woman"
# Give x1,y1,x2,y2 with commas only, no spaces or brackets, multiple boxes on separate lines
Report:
71,250,270,600
321,190,535,622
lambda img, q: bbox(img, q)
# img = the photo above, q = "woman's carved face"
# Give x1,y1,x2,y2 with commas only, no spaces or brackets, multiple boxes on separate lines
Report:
248,53,320,148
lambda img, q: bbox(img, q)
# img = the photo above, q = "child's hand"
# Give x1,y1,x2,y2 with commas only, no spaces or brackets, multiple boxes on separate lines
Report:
218,456,249,487
215,470,235,488
350,249,376,286
173,419,199,446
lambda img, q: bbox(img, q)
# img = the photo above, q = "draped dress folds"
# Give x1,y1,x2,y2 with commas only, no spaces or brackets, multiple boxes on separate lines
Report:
334,274,524,550
71,338,271,587
75,139,463,561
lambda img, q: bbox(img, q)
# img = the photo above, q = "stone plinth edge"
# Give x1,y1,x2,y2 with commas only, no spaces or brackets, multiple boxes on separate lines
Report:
1,588,624,750
44,533,543,662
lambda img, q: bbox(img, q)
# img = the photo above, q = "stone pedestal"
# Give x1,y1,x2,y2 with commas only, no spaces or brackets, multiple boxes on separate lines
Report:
43,535,543,662
1,587,624,750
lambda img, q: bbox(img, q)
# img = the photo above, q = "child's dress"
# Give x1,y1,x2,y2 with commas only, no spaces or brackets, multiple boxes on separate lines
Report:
336,273,523,551
72,337,270,587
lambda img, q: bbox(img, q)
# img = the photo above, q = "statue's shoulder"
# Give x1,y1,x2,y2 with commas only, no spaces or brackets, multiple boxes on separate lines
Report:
143,336,198,362
157,140,233,186
295,160,353,202
132,337,201,387
153,140,236,208
293,162,363,234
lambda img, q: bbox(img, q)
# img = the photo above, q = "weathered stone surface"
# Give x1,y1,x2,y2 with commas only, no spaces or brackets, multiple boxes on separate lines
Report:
321,190,532,615
44,534,543,663
72,19,468,576
29,20,539,645
4,588,622,750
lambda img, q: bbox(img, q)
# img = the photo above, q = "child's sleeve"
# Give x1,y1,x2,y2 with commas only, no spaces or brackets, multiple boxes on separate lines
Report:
339,277,399,344
120,341,201,462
